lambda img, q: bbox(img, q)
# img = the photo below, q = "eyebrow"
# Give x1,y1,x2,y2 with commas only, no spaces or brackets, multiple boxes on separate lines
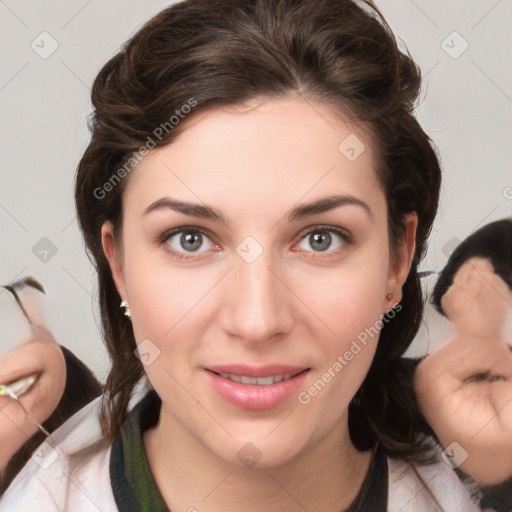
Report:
143,198,228,223
286,194,372,222
142,194,372,224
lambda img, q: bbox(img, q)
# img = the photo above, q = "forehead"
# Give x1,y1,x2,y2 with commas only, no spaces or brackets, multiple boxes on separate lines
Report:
122,96,384,217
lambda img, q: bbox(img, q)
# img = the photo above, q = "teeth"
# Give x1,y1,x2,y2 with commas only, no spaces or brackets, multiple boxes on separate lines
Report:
219,372,293,385
5,374,38,397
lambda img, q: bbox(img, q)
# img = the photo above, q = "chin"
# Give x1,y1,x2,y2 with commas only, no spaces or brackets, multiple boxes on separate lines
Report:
210,430,308,470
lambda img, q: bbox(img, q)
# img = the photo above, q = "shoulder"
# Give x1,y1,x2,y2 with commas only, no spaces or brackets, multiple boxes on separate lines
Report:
387,447,480,512
0,395,118,512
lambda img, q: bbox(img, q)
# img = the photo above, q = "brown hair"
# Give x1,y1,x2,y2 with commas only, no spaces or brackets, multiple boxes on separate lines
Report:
75,0,441,464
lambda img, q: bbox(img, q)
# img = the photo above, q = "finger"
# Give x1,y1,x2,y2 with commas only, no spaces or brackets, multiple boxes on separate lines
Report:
418,337,512,384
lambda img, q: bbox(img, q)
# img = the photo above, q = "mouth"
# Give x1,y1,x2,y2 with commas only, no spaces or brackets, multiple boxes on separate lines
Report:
205,365,310,410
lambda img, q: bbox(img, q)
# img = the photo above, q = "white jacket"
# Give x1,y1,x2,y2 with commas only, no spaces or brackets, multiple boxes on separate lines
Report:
0,395,480,512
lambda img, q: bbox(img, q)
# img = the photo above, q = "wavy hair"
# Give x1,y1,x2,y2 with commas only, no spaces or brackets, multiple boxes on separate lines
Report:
75,0,441,463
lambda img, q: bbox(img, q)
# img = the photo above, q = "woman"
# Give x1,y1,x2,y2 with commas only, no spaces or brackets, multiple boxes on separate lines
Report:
0,0,492,509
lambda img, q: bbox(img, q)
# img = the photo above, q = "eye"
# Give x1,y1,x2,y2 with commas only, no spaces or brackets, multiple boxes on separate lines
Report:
158,226,219,260
294,225,352,255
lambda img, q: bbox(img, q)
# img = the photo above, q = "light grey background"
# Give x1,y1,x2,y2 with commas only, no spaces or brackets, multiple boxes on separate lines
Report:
1,0,511,379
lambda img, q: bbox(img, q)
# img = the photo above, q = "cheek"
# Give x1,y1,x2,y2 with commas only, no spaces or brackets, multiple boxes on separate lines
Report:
127,263,209,342
311,255,390,345
124,257,211,391
43,344,67,412
323,275,383,378
301,251,389,408
302,288,382,434
24,343,66,420
122,229,192,338
332,276,386,332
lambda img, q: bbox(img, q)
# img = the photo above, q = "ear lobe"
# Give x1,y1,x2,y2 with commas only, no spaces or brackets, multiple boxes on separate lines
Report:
101,221,127,301
386,212,418,304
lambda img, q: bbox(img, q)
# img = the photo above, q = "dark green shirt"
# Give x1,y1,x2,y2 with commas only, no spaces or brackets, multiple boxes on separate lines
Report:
110,390,169,511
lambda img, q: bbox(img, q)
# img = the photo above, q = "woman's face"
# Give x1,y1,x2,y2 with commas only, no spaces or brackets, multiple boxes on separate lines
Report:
103,95,416,467
0,289,66,472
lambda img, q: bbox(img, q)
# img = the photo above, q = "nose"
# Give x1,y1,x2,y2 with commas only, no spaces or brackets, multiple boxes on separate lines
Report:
220,248,293,346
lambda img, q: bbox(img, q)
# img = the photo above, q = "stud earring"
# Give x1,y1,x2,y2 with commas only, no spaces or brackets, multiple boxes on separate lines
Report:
120,300,131,318
386,292,393,300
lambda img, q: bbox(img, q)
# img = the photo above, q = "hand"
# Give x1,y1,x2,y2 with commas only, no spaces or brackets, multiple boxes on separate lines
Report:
415,335,512,484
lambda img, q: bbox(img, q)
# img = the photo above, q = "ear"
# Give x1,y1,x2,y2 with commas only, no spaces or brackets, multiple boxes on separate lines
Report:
384,212,418,311
101,221,128,301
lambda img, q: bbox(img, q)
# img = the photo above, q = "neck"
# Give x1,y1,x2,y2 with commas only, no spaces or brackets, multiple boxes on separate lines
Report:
144,404,373,512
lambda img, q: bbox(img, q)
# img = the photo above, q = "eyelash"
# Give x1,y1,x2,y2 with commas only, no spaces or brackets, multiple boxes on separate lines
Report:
157,224,353,261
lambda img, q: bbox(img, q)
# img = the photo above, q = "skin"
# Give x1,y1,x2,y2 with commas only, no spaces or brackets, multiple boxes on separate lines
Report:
0,288,66,474
441,257,511,340
102,95,417,511
415,257,512,484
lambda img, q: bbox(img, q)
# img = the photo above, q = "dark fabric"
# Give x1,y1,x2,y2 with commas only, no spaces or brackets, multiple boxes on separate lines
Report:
346,442,388,512
110,389,168,512
110,389,388,512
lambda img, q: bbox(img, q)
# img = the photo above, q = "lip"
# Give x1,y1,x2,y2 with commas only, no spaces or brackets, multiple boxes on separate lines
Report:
0,368,41,388
205,365,310,410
